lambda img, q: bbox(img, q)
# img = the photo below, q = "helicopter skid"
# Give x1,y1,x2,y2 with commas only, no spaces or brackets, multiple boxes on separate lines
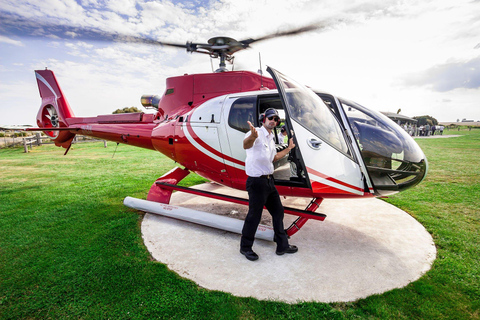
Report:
123,196,275,241
155,182,327,221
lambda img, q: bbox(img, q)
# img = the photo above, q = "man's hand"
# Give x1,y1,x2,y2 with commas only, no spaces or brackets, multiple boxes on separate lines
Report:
243,121,258,149
287,137,295,151
247,121,258,139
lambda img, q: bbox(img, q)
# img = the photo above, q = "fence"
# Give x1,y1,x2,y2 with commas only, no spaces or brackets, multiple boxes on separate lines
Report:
13,134,107,153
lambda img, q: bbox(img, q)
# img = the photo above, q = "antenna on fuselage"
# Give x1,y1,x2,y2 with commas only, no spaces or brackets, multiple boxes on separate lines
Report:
258,52,263,89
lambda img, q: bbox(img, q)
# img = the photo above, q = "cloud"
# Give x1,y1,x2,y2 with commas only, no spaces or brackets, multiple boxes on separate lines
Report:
105,0,138,16
2,0,480,123
404,56,480,92
0,0,436,54
0,35,24,46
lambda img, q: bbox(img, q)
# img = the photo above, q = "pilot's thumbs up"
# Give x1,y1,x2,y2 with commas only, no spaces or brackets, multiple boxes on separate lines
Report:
247,121,258,138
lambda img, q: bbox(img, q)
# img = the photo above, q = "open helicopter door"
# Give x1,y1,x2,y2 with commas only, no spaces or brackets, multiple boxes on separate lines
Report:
317,94,376,195
267,67,366,197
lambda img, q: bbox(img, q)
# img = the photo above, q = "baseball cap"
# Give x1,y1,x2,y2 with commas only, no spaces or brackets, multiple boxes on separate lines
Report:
264,108,279,119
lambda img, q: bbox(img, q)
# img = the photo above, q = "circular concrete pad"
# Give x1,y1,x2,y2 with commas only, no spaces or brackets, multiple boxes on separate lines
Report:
141,183,436,303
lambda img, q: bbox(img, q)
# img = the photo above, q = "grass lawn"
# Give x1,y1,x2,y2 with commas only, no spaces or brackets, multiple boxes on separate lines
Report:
0,130,479,319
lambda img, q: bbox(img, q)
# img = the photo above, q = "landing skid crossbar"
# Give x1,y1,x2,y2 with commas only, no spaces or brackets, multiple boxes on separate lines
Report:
155,182,327,221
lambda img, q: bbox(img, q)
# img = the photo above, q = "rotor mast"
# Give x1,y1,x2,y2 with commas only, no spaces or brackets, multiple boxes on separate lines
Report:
193,36,245,72
217,52,228,73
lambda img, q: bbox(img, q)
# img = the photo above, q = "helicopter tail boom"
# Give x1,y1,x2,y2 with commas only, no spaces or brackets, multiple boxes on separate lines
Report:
32,70,159,151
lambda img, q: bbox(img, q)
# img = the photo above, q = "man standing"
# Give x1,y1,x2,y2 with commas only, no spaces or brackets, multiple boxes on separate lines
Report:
240,108,298,261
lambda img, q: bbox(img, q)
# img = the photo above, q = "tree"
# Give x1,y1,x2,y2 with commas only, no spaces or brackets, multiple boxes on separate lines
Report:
413,115,438,126
112,107,142,114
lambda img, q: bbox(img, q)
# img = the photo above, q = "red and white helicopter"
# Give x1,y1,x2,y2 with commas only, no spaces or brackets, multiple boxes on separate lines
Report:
23,25,427,240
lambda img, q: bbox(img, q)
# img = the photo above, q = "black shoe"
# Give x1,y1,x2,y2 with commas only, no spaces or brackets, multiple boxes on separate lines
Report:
240,249,259,261
276,245,298,255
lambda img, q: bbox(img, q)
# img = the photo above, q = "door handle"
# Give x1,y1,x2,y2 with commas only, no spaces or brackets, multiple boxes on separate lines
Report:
307,137,322,150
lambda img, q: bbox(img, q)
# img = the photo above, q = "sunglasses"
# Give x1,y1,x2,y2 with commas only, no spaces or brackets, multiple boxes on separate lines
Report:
268,116,279,122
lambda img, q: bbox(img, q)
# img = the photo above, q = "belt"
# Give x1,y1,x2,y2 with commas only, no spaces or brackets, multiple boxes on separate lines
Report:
259,174,273,179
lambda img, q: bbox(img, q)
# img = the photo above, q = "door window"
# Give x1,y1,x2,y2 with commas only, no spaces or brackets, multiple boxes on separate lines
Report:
227,96,256,133
268,67,366,195
274,71,351,157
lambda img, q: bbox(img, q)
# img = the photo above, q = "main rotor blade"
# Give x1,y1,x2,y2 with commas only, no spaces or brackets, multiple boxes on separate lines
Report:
1,11,340,58
239,22,328,47
0,13,188,49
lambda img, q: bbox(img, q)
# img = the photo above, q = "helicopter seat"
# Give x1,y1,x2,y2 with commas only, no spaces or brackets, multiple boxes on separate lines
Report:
275,144,288,153
273,143,290,175
275,144,289,165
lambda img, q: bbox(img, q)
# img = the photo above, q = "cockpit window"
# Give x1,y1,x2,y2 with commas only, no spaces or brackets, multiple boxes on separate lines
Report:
228,96,256,133
340,99,424,164
274,72,350,156
340,98,427,195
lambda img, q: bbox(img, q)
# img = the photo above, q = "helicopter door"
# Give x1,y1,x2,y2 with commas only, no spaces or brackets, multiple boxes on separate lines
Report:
255,95,310,188
318,94,375,194
267,67,366,196
175,96,230,185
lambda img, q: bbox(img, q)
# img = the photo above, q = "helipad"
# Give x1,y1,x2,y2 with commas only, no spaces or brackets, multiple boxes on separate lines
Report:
141,182,436,303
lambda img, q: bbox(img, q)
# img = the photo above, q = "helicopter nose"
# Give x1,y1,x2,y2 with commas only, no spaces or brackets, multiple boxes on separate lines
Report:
338,97,429,197
352,121,428,196
366,153,428,196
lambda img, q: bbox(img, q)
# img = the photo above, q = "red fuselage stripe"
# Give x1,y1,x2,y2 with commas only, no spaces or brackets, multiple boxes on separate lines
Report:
307,167,364,193
184,121,245,166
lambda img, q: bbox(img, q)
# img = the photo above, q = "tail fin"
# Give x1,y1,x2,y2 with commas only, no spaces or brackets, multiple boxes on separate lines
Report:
35,69,76,148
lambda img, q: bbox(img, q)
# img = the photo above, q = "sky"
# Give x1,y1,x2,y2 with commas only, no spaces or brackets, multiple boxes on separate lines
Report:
1,0,479,126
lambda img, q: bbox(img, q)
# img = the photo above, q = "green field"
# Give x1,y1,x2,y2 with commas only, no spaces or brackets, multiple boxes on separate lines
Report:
1,130,479,319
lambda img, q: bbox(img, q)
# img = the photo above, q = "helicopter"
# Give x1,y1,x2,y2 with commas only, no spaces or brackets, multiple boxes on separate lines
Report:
17,22,427,240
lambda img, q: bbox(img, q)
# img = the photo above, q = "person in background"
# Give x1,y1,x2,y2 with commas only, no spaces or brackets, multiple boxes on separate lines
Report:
278,125,287,144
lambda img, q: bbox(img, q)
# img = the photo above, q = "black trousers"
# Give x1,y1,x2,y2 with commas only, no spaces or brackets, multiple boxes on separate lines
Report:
240,176,289,251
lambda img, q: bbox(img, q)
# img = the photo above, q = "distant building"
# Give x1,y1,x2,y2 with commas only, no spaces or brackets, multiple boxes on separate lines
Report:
380,112,417,125
439,121,480,127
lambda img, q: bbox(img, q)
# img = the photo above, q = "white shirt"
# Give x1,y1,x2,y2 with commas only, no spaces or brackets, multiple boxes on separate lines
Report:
278,132,287,144
244,126,276,177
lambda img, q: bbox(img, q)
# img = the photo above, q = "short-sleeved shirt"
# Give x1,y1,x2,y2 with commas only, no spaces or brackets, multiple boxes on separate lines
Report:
244,126,276,177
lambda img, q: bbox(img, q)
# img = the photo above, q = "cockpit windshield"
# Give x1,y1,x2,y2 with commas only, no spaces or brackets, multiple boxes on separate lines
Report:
274,71,350,156
340,98,428,195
